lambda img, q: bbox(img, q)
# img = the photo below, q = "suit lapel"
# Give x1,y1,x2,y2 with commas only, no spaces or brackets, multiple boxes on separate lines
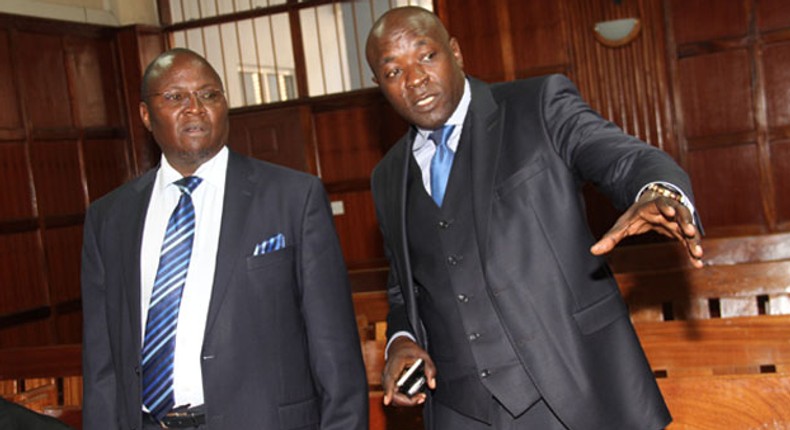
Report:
124,170,157,350
204,150,254,335
394,131,425,345
467,78,504,260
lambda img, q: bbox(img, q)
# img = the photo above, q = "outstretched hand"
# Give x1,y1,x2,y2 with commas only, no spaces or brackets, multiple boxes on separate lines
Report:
382,337,437,407
590,190,704,268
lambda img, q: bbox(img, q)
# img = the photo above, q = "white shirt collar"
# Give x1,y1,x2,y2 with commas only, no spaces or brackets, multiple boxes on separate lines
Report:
157,146,229,192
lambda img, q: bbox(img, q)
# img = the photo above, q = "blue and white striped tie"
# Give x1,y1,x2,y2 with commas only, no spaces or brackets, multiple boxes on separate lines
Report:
141,176,202,422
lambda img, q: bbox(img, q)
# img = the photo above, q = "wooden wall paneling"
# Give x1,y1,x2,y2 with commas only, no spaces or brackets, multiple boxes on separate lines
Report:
312,98,397,184
64,34,125,129
42,226,82,306
228,105,313,173
667,0,790,235
687,144,765,235
762,35,790,228
669,0,748,46
554,0,678,236
116,25,166,176
0,142,36,222
507,0,571,78
0,232,49,315
757,0,790,33
675,49,763,234
55,311,82,345
442,0,506,83
328,190,385,273
28,140,86,219
312,93,406,272
770,140,790,229
83,138,132,202
568,0,675,152
0,29,22,136
0,321,53,348
763,41,790,130
676,50,753,140
15,31,73,130
0,229,53,348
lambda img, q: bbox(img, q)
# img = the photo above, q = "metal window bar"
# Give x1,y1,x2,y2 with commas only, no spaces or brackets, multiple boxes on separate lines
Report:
162,0,432,107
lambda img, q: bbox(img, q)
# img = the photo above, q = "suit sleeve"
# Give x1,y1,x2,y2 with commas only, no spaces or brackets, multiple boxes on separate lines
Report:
80,207,119,428
541,74,695,210
297,178,368,430
370,168,413,340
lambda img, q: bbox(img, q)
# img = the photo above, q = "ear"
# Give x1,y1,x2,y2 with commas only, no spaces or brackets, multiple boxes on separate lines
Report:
449,37,464,70
139,102,152,131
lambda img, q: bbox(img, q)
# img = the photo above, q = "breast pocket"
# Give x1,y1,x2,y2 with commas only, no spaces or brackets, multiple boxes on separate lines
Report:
246,245,295,270
246,246,296,291
494,156,547,199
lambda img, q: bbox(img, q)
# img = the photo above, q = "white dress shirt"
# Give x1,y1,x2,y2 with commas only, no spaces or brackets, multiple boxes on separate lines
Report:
140,146,228,408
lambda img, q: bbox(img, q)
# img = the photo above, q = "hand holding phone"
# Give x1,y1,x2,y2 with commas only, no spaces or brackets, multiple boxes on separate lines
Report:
395,358,426,398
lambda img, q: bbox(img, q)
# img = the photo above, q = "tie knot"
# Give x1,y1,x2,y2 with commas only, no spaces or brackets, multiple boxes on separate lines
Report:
429,125,455,147
174,176,202,195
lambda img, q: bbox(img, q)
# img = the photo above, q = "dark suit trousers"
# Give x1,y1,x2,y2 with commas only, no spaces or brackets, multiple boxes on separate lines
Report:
431,399,567,430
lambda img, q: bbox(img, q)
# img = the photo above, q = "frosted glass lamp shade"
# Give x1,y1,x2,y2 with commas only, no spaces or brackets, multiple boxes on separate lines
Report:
594,18,641,47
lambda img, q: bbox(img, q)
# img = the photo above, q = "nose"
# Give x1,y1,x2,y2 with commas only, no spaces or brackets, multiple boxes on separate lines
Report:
405,64,428,89
183,91,206,111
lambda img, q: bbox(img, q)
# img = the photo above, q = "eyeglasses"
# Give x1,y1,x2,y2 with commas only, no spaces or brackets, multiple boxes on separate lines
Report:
147,88,225,107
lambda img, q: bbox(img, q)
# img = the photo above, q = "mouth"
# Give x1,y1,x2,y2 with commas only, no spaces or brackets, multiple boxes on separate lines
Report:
412,92,440,111
181,123,209,135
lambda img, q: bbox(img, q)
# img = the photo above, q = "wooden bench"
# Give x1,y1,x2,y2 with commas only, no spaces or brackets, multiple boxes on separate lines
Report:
352,232,790,430
0,344,83,429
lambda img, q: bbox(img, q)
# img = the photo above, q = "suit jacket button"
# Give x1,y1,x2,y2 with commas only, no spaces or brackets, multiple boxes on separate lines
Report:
457,294,469,303
480,369,491,378
468,332,480,341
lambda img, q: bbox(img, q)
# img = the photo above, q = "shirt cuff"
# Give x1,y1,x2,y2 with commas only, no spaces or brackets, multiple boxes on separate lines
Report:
385,331,416,360
637,181,698,225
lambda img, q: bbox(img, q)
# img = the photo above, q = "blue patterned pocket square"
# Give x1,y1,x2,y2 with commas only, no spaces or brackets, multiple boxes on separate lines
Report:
253,233,285,256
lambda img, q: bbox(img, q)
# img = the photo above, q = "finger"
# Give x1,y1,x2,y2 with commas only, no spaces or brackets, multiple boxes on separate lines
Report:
423,357,437,390
382,378,396,405
390,391,423,407
686,234,704,268
381,361,405,406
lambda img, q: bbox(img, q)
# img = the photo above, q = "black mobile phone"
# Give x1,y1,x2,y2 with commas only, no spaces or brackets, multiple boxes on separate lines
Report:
396,358,426,397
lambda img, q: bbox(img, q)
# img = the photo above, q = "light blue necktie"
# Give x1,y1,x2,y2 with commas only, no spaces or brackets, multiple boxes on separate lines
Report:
141,176,202,422
429,125,456,206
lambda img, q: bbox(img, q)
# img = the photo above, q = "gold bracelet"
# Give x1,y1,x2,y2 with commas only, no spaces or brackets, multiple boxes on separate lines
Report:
647,183,684,203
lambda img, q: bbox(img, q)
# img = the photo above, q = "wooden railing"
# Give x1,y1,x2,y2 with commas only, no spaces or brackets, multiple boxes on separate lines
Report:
3,233,790,430
0,344,82,429
354,232,790,430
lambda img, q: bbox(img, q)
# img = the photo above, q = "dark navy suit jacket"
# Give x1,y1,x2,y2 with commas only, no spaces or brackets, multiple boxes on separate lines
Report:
82,150,368,429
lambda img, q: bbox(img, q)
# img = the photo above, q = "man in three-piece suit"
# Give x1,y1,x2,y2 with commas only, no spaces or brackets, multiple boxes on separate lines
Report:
81,49,367,430
366,7,704,430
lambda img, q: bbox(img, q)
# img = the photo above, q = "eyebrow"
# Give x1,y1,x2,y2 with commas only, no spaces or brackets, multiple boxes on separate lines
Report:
377,38,431,66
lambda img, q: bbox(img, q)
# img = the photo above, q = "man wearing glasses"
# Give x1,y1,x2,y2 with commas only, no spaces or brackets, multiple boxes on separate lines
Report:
81,49,367,430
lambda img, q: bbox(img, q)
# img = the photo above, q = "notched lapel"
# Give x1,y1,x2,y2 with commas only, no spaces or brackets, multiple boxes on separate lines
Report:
204,152,255,335
469,79,505,259
123,172,156,349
